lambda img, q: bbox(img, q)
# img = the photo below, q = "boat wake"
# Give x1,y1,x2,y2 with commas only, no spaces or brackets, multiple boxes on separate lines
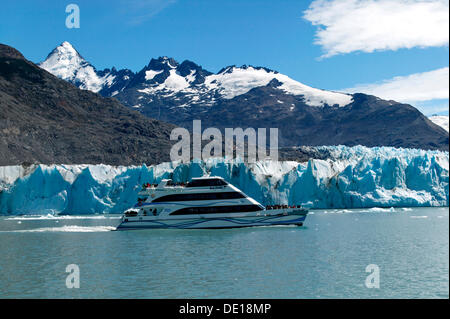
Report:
5,214,121,221
0,225,116,233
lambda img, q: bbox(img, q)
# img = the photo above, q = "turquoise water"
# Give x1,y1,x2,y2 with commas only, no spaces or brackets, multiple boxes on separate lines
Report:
0,207,448,299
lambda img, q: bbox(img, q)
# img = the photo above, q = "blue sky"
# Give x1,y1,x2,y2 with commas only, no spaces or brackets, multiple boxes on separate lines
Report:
1,0,448,115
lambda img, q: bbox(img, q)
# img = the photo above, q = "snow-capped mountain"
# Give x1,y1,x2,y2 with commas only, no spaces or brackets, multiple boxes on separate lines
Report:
429,115,449,132
38,41,134,95
38,42,449,150
132,61,352,108
39,42,352,108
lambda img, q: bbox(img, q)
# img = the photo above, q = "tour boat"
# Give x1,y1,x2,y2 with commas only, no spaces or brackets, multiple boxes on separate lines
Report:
116,176,308,230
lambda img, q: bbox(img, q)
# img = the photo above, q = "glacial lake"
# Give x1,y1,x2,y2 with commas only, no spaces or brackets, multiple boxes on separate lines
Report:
0,207,448,299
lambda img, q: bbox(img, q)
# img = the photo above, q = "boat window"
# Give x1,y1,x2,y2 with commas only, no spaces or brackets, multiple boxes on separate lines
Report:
124,210,138,217
186,178,227,187
170,205,263,215
152,192,245,202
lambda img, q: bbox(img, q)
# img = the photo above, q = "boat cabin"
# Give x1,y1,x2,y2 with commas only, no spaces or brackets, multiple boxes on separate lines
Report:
141,177,228,190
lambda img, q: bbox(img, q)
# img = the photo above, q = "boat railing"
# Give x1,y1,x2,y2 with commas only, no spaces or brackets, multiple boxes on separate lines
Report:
141,182,188,190
141,183,158,190
265,205,302,210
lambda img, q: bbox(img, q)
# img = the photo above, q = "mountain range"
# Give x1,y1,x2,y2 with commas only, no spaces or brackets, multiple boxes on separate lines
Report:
0,43,174,166
38,42,449,151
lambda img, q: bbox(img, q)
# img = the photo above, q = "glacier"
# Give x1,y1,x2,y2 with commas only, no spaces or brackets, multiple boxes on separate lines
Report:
0,146,448,215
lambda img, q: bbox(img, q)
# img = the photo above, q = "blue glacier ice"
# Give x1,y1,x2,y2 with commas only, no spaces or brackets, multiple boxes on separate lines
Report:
0,146,448,215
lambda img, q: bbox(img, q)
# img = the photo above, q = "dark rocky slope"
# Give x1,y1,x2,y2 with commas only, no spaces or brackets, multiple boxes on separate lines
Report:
186,82,449,150
0,44,175,166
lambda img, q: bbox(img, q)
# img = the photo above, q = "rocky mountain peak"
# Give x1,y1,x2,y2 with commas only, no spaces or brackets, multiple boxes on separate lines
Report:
42,41,86,67
147,56,178,70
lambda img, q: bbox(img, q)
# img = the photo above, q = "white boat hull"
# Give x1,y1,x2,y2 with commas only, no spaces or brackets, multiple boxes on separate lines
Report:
116,209,308,230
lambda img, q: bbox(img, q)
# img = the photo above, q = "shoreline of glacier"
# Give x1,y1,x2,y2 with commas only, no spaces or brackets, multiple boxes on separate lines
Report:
0,146,448,215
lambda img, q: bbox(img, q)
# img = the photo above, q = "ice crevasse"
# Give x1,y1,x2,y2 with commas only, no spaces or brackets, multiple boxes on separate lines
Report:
0,146,448,215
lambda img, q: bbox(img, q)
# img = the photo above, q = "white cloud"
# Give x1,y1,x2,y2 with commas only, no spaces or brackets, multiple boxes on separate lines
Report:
342,67,449,103
304,0,449,58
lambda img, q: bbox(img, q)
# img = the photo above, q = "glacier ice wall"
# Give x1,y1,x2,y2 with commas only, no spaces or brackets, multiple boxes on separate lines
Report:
0,146,448,215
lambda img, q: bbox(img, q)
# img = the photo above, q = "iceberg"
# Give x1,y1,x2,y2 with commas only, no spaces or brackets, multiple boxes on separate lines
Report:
0,146,448,215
